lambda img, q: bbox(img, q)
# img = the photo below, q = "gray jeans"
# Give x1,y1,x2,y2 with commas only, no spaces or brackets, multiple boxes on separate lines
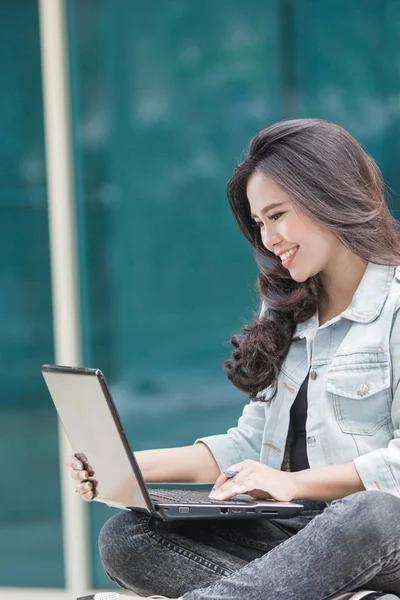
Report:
98,491,400,600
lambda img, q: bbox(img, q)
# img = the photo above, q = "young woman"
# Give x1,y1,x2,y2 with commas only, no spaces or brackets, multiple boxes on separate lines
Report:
71,119,400,600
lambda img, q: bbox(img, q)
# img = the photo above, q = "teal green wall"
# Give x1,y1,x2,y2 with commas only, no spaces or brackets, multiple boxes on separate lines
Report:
0,0,64,588
67,0,400,588
1,0,399,589
292,0,400,196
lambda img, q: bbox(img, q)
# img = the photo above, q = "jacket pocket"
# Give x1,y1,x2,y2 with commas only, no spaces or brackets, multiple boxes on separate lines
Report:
326,353,392,435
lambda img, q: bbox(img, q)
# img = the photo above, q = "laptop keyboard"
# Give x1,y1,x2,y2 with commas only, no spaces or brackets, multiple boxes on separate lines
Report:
150,488,253,505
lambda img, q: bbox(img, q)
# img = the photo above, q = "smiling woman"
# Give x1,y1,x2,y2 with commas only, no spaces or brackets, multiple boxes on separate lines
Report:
71,119,400,600
224,118,400,401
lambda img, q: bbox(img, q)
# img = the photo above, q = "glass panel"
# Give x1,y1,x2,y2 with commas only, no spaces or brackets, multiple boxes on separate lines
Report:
68,0,400,590
68,0,282,587
292,0,400,202
0,0,64,588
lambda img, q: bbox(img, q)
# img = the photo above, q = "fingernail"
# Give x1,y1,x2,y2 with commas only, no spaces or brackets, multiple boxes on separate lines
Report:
75,463,82,470
209,492,216,498
86,482,92,490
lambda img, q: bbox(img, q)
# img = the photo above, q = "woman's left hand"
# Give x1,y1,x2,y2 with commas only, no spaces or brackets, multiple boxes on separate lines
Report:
209,460,299,502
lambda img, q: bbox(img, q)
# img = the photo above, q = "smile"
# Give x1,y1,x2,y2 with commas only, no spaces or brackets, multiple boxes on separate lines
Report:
280,246,299,262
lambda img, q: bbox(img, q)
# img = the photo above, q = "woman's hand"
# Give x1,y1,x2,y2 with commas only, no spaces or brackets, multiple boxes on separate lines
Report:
209,460,299,502
66,453,98,501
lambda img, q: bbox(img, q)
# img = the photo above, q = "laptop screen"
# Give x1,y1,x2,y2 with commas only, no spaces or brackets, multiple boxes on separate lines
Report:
42,366,152,511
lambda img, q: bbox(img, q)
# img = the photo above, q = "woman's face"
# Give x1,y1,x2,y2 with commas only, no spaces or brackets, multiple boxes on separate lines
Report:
246,171,342,282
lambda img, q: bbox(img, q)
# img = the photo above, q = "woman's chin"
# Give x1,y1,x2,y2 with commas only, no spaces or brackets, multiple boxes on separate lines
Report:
287,267,310,283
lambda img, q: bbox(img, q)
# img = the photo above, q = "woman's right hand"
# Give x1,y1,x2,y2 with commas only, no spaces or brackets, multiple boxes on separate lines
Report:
66,453,98,501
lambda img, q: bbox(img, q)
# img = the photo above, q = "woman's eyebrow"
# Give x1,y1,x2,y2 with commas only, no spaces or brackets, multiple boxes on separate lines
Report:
251,202,284,219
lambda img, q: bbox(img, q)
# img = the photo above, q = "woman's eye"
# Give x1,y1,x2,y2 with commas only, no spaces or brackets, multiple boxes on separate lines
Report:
252,221,264,229
268,213,283,221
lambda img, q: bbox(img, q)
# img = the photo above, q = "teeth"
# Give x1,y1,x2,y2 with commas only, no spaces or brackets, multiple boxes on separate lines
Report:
281,247,298,261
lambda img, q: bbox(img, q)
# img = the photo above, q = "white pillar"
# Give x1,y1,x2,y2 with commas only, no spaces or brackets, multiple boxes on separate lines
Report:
38,0,91,594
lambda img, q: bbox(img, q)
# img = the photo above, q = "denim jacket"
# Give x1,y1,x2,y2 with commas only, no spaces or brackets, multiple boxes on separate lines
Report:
197,262,400,498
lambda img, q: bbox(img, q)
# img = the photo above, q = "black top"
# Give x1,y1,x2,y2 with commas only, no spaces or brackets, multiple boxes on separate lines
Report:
289,374,310,472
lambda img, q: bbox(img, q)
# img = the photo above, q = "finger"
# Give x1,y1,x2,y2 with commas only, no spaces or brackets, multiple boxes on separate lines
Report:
212,481,249,500
91,480,98,498
66,455,83,469
224,469,239,478
211,472,230,492
74,452,88,463
70,469,89,481
212,463,246,492
81,478,98,501
86,464,95,477
74,452,95,477
210,471,254,500
82,490,94,501
74,480,93,495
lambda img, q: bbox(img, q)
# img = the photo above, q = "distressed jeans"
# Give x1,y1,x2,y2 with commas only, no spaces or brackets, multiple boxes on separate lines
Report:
98,491,400,600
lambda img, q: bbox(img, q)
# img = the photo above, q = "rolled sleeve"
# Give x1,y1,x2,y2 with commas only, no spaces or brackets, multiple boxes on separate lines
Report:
195,399,267,472
354,438,400,495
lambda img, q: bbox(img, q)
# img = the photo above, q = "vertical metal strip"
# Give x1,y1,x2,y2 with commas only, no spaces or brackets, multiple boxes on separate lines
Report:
38,0,91,594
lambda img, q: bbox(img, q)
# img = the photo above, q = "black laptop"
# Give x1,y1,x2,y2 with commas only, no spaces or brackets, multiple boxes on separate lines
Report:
42,365,302,521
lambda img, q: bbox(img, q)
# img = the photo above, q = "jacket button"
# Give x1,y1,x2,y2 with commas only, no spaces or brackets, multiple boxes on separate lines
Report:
357,384,369,396
307,436,316,446
310,369,317,380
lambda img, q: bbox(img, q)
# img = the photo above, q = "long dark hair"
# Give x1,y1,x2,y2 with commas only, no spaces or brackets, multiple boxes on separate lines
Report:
225,118,400,401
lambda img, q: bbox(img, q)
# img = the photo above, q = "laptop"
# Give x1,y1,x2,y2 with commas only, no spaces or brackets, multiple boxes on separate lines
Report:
42,364,303,521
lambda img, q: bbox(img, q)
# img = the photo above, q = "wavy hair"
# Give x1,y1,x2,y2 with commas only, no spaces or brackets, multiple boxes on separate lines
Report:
224,118,400,400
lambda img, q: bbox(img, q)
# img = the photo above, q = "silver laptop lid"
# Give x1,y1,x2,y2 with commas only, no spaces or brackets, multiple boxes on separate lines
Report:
42,365,153,512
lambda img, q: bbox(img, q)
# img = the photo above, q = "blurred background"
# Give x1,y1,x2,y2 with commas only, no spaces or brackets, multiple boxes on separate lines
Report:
0,0,399,597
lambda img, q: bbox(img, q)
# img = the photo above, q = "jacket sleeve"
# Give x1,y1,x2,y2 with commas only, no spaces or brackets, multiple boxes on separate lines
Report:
196,301,269,472
354,306,400,496
195,399,267,472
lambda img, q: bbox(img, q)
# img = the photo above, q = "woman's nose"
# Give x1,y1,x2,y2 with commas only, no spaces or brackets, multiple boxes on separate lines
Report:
262,229,282,253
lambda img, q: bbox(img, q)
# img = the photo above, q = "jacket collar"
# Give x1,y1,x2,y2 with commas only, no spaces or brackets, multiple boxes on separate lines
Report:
295,262,396,337
341,261,395,323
